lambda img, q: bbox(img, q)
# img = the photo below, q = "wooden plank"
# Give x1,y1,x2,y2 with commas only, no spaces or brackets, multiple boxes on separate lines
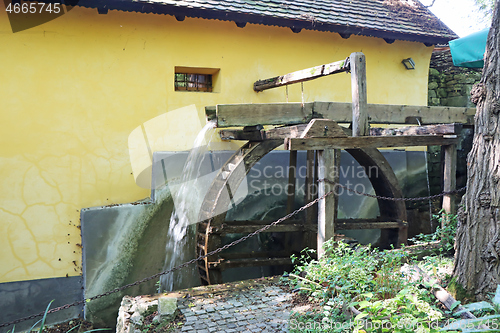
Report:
442,144,457,218
336,221,406,230
285,135,459,150
317,149,338,257
314,102,476,125
214,102,476,127
370,123,462,136
350,52,369,136
253,58,349,92
221,219,303,225
402,265,487,324
221,251,291,260
209,257,292,269
300,119,347,138
220,123,462,141
217,103,314,127
219,124,307,141
266,124,308,140
209,223,316,234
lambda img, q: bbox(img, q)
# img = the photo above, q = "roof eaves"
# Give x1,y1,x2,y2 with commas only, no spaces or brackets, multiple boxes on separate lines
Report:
77,0,457,44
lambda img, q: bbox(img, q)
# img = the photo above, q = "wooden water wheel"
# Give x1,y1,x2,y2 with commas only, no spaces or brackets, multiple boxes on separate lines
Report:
195,52,465,285
195,121,407,285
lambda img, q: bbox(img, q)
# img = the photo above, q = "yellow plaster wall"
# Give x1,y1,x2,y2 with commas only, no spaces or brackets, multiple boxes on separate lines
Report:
0,5,433,283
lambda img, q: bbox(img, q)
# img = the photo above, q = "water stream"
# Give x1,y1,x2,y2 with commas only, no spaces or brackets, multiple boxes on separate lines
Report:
160,120,217,291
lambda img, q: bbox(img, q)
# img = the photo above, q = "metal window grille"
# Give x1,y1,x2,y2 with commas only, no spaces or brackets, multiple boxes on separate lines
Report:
175,73,213,92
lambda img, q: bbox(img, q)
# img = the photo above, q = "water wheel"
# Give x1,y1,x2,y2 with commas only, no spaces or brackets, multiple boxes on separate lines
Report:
196,129,407,285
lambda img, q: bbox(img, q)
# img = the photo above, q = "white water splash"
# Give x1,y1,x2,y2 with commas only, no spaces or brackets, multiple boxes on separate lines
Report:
161,120,217,291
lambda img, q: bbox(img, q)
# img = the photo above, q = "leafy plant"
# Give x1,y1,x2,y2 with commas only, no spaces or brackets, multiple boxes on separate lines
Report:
442,284,500,332
351,287,450,333
409,210,458,252
284,240,414,332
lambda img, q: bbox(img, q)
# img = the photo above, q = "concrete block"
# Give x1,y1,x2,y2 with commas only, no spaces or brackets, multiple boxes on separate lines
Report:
159,296,178,321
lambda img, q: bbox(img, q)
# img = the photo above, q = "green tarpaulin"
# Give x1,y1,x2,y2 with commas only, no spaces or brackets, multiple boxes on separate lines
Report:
449,28,489,68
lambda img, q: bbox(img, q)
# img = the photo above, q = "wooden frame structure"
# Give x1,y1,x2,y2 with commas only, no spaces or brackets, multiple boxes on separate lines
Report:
196,53,474,285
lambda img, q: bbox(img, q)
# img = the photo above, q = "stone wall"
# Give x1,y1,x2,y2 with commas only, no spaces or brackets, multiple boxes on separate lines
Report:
428,49,482,108
424,49,478,220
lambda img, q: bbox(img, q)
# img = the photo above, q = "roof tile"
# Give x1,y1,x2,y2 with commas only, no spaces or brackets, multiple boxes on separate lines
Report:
81,0,458,43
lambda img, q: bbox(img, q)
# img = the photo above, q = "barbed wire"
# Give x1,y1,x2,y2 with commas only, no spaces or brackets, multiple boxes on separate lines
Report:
0,183,467,329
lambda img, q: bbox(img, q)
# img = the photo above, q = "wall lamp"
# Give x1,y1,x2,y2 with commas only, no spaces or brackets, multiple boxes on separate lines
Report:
402,58,416,70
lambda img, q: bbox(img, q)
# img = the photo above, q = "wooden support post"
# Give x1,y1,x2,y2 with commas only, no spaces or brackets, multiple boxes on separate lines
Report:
304,150,316,250
317,149,339,257
350,52,369,137
286,151,297,213
285,150,297,254
442,144,457,222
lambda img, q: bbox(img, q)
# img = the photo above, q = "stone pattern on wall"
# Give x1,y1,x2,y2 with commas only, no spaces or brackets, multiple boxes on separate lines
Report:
428,49,482,108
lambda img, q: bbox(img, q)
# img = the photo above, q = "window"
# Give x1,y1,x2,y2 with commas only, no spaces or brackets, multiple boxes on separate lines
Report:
175,73,212,92
174,67,219,92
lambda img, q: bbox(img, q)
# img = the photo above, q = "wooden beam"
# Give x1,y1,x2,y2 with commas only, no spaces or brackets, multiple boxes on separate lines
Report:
217,103,314,127
350,52,369,136
219,124,307,141
253,58,349,92
209,257,292,269
221,251,291,260
209,223,316,235
221,219,303,225
370,123,462,136
336,220,406,230
219,123,462,141
317,149,338,257
213,102,476,128
314,102,476,125
300,119,347,138
402,265,487,325
285,135,459,151
442,144,457,218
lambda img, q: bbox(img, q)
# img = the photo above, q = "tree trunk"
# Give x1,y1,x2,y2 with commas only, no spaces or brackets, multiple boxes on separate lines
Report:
453,0,500,300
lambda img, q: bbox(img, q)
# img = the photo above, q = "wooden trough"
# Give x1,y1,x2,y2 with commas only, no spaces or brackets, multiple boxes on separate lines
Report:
196,53,475,285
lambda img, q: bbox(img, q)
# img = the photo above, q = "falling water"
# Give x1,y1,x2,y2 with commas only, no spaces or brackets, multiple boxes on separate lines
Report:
160,120,217,291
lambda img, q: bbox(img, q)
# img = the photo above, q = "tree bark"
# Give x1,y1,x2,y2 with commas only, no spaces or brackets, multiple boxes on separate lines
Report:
454,0,500,300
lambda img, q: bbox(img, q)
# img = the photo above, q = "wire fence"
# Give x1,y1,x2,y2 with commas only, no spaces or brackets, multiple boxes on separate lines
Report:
0,183,466,329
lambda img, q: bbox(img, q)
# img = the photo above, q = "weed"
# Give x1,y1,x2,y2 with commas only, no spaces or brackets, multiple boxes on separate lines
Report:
442,284,500,332
5,300,110,333
351,287,449,333
410,210,458,252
